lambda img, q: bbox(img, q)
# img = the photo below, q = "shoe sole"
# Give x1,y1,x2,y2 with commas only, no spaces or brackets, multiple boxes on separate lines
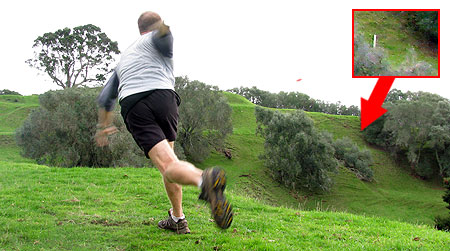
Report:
207,168,234,229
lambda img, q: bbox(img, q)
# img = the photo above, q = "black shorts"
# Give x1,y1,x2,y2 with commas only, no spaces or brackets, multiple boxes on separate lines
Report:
123,89,180,159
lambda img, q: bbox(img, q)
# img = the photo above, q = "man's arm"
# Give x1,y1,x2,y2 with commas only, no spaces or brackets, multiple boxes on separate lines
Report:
152,22,173,58
95,71,120,146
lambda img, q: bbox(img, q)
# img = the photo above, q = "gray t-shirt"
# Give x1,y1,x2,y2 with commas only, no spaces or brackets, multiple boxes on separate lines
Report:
116,31,174,101
97,29,174,112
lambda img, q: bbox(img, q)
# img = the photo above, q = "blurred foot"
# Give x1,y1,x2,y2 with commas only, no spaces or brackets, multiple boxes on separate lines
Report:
199,167,233,229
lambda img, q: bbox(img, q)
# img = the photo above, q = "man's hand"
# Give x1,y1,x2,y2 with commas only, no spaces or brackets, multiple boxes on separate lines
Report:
95,126,118,147
158,21,170,37
95,108,117,146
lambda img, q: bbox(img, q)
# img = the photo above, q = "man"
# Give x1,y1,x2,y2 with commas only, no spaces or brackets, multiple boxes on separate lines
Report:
95,11,233,234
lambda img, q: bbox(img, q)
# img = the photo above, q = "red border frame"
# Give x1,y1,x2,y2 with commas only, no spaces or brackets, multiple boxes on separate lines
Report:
352,9,440,78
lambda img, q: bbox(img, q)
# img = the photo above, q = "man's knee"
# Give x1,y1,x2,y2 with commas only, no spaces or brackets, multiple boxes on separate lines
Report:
148,140,179,175
162,160,180,182
153,153,178,173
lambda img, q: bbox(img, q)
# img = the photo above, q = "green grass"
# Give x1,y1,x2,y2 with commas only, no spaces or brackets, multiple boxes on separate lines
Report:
1,159,450,250
1,92,449,249
354,11,438,75
0,95,39,134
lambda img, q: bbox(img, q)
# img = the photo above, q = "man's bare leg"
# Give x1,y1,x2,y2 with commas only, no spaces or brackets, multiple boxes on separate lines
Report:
149,140,202,217
150,139,233,229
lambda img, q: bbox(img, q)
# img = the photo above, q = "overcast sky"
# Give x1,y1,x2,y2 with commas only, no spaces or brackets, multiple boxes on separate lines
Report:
0,0,447,106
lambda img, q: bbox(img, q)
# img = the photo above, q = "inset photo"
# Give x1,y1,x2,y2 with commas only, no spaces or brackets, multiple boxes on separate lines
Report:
353,9,439,78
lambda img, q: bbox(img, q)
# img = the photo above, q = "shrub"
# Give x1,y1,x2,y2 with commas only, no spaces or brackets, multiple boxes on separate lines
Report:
175,77,232,162
0,89,21,95
402,11,438,44
435,216,450,232
255,107,338,192
333,137,374,181
362,114,391,147
394,48,434,76
435,178,450,231
16,87,149,167
353,26,391,76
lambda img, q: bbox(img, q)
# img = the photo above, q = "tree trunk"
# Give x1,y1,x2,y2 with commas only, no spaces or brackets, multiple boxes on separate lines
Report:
436,149,444,177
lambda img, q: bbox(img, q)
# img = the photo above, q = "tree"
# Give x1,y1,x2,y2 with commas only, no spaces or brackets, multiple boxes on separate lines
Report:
384,92,448,178
26,24,120,89
175,77,232,162
0,89,21,95
402,11,439,44
430,100,450,177
384,99,435,177
255,106,338,192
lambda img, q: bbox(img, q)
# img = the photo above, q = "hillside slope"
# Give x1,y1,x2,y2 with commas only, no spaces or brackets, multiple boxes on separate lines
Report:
0,95,39,135
207,92,447,226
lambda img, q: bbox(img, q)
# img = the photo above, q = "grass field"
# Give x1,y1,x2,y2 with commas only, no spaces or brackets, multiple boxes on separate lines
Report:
1,93,449,249
354,11,438,75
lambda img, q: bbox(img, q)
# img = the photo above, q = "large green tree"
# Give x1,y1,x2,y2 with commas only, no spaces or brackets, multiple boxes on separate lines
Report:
430,100,450,177
374,90,450,178
26,24,120,89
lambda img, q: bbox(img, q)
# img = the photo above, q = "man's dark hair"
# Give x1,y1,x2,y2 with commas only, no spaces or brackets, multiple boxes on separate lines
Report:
138,11,161,33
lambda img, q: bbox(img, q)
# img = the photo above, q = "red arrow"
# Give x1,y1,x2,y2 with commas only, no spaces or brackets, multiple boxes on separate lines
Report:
360,77,395,131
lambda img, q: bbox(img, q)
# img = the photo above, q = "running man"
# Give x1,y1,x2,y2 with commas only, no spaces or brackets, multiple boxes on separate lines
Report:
95,11,233,234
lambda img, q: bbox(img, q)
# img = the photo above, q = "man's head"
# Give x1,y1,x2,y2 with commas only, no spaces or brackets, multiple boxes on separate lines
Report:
138,11,162,34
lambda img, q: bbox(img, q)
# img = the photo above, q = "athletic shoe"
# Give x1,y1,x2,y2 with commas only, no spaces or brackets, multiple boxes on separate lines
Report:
199,167,234,229
157,210,191,234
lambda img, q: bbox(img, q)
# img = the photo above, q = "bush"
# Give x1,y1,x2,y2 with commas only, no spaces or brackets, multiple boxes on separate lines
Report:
354,27,391,76
255,107,338,192
362,114,390,147
402,11,438,44
394,48,434,76
175,77,232,162
435,178,450,231
0,89,21,95
333,137,374,181
16,87,149,167
435,216,450,232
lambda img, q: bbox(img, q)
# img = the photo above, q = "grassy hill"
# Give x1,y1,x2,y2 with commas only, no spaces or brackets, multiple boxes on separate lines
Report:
0,95,39,135
0,93,449,249
354,11,439,75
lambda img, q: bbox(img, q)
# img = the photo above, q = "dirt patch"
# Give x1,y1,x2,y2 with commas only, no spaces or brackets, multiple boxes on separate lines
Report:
90,218,130,227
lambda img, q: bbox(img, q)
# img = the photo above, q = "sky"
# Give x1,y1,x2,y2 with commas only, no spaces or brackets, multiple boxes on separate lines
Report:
0,0,447,106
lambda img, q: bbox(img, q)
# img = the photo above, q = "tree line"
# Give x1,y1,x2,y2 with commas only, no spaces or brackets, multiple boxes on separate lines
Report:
227,86,360,116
